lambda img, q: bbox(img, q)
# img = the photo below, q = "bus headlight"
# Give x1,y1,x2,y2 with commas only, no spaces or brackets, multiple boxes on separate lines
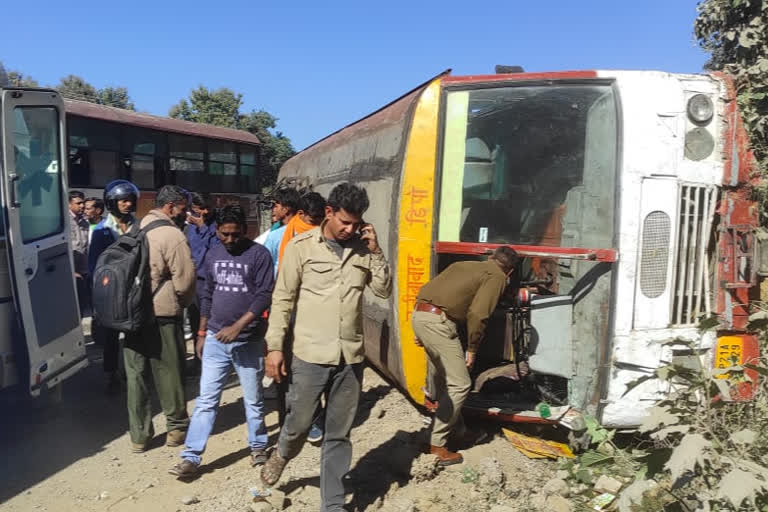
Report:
685,127,715,161
687,94,714,125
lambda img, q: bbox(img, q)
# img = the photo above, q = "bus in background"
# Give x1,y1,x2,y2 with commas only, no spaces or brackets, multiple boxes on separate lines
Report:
277,68,762,432
64,99,271,237
0,86,88,397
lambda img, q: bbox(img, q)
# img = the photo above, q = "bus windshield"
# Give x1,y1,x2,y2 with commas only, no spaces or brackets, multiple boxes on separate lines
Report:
437,83,618,251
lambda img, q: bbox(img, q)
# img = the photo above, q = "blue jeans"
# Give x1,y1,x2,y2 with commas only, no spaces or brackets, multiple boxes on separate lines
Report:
181,333,267,465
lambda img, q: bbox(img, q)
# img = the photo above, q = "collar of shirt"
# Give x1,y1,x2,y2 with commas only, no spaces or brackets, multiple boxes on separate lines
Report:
104,213,134,237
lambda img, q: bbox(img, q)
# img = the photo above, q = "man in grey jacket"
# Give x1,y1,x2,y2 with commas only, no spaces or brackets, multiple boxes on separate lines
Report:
124,185,197,453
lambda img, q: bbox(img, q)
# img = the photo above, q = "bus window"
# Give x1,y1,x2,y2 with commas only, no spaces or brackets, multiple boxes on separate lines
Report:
437,84,618,251
12,107,64,242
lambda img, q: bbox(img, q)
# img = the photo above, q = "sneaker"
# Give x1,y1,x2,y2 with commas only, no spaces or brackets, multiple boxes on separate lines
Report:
169,459,199,478
250,449,268,467
166,429,186,447
307,422,324,444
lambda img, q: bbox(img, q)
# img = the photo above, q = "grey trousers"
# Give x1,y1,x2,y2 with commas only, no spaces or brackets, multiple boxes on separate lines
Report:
278,356,363,512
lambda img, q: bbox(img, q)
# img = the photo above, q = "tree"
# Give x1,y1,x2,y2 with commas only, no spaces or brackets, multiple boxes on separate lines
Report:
98,86,135,111
695,0,768,178
241,110,296,185
57,75,99,103
56,75,136,110
0,61,38,87
169,86,243,127
8,71,39,87
170,86,295,186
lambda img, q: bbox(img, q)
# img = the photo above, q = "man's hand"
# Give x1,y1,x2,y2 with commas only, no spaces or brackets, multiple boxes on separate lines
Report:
74,272,83,279
195,334,206,359
215,325,242,343
360,223,381,254
266,351,288,383
465,351,476,369
414,337,424,347
187,213,204,228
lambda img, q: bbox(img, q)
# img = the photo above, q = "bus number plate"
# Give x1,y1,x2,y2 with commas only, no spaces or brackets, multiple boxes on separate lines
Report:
715,336,743,379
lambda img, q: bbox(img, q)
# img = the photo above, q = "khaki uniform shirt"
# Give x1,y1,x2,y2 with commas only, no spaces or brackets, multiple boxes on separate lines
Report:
265,224,392,365
416,260,507,353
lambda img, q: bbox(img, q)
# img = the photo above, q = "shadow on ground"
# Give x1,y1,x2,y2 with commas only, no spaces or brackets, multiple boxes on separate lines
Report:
0,342,274,503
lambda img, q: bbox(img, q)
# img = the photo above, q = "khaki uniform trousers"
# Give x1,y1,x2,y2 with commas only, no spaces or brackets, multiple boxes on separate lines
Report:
411,310,471,447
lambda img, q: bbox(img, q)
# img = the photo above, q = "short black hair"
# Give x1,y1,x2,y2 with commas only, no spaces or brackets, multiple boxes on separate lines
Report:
327,183,369,217
86,197,104,211
301,192,326,222
273,188,302,214
190,191,211,209
493,246,520,273
156,185,189,208
69,190,85,202
216,204,246,228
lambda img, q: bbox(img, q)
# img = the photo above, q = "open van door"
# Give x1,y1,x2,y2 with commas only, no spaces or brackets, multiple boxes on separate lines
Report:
0,88,87,396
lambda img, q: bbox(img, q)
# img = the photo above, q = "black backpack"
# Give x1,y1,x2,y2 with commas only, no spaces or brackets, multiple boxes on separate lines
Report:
92,219,173,332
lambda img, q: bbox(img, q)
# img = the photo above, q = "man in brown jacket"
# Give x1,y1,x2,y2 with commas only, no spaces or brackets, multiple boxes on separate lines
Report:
412,246,518,466
124,185,197,453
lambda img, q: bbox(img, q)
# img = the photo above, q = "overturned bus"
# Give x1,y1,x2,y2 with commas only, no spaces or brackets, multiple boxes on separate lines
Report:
0,86,88,396
277,69,761,431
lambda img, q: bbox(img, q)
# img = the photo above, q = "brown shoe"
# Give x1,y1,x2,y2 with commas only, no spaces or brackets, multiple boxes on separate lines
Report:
260,450,289,486
166,429,186,447
429,445,463,466
169,459,199,479
131,442,147,453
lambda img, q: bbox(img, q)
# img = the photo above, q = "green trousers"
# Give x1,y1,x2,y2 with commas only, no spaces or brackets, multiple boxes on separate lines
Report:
124,317,189,444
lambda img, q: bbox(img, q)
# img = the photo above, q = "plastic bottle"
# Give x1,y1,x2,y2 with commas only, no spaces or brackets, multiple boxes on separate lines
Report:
536,402,551,419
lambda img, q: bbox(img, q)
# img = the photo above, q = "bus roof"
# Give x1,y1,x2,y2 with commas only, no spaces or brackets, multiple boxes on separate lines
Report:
64,99,261,146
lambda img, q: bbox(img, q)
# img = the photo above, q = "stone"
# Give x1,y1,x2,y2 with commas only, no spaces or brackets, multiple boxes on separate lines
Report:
490,506,517,512
181,496,200,505
542,478,570,498
370,404,385,419
594,474,623,495
249,500,275,512
266,489,287,510
478,458,505,487
555,470,570,480
545,495,573,512
98,491,110,500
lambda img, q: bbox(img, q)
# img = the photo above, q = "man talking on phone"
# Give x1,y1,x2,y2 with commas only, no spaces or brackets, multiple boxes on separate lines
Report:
261,182,391,511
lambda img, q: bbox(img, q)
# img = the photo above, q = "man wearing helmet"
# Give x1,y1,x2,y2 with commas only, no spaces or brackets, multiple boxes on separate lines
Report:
89,180,140,394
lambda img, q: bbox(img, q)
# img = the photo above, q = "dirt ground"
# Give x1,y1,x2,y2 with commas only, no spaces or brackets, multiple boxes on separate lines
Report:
0,338,566,512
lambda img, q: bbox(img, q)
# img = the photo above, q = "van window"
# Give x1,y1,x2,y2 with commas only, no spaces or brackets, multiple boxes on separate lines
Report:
12,107,64,242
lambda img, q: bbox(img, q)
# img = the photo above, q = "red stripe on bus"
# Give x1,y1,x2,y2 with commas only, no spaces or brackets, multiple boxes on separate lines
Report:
435,241,618,263
442,71,598,84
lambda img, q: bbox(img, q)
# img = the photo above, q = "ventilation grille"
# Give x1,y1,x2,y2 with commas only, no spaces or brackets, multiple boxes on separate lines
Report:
640,211,671,298
672,185,717,325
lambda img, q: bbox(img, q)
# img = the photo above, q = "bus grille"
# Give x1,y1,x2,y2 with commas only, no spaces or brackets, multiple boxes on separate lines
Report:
672,185,717,326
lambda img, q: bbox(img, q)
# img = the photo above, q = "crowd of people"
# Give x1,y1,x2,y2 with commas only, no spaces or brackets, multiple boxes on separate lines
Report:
67,178,516,512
